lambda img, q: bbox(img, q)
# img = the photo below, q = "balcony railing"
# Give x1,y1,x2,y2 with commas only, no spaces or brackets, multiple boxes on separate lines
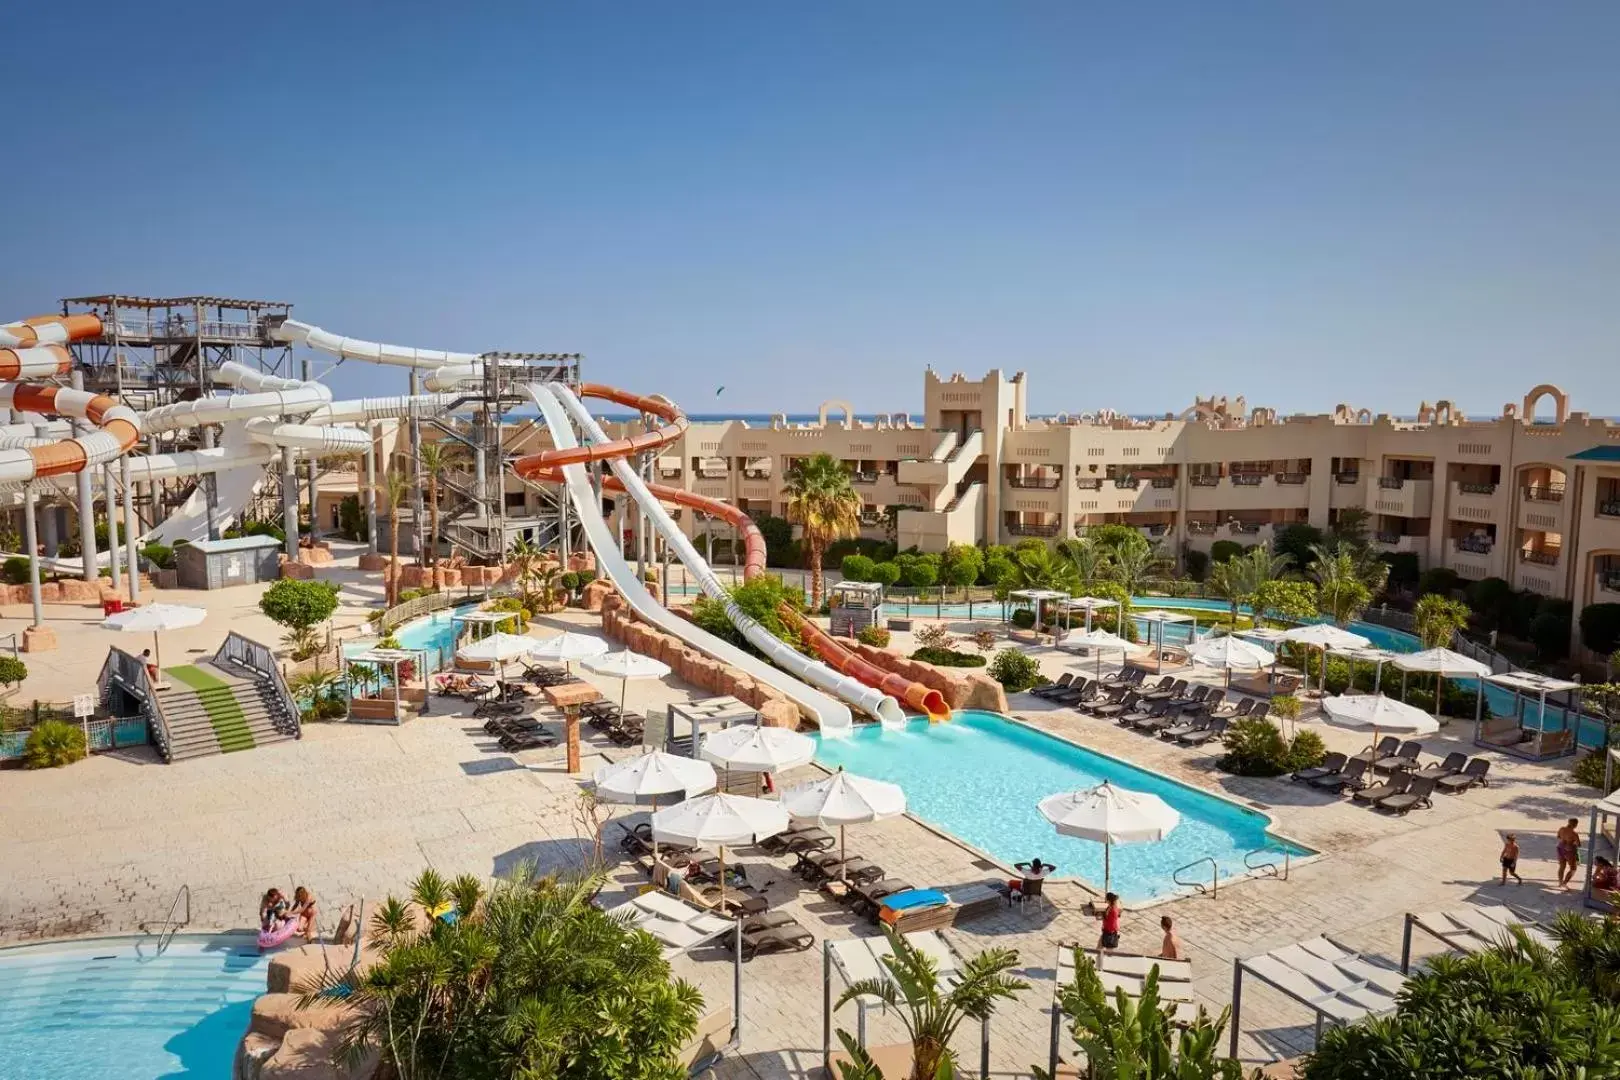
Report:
1458,482,1498,496
1008,475,1061,489
1187,522,1217,535
742,468,770,480
1189,476,1219,487
1522,484,1564,502
1150,477,1176,489
1141,524,1169,537
1007,522,1061,537
1454,537,1493,555
658,468,682,480
1598,499,1620,519
1074,478,1103,491
1335,472,1361,485
1112,477,1141,490
1378,477,1406,490
1376,531,1401,545
696,468,729,480
1521,549,1561,566
1228,521,1263,534
1231,474,1264,487
1273,473,1308,485
852,473,879,485
1601,571,1620,593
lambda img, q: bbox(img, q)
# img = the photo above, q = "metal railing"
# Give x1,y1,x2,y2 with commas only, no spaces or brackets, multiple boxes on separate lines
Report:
1521,549,1561,566
1074,477,1103,491
155,884,191,956
1007,522,1061,537
1008,475,1061,489
1274,473,1308,485
100,645,172,762
1335,472,1361,485
1378,476,1407,490
1522,483,1565,502
1189,476,1219,487
1150,477,1177,489
1173,857,1218,897
1598,500,1620,519
1112,477,1142,490
1231,474,1264,486
1243,849,1290,882
1454,538,1493,555
1458,482,1498,495
217,632,301,741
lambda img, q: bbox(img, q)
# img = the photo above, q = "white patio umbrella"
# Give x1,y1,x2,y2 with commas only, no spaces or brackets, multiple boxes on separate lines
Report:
1188,635,1276,687
700,723,816,774
583,649,672,714
1064,628,1141,678
593,751,717,859
456,631,539,680
1281,624,1369,697
100,603,207,676
1038,781,1180,896
781,768,906,884
1392,647,1491,717
652,792,790,910
528,630,609,670
1322,693,1440,750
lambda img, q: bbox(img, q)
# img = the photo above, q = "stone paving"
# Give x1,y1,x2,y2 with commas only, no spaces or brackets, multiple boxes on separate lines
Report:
0,586,1604,1076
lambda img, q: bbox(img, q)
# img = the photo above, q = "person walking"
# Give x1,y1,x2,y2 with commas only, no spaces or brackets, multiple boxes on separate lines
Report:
1096,892,1122,954
1557,819,1581,889
1499,833,1522,886
1159,915,1181,960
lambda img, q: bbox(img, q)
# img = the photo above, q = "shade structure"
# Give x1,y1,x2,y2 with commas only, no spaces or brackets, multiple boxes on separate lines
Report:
1391,648,1490,677
782,768,907,884
1038,781,1180,895
1323,693,1439,733
1064,629,1141,677
593,750,717,806
1281,625,1370,697
584,649,673,712
100,602,207,674
456,632,538,662
701,723,816,773
652,792,790,909
1134,610,1196,674
1339,646,1402,694
1188,635,1276,686
1060,596,1120,632
528,631,610,665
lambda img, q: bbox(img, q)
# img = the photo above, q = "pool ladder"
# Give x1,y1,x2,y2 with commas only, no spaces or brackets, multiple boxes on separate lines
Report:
1244,848,1291,882
154,884,190,956
1172,857,1219,898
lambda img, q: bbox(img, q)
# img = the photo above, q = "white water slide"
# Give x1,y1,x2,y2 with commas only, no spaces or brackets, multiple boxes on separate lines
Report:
523,383,862,735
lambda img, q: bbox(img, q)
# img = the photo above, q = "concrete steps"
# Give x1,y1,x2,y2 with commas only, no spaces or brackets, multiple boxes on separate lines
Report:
156,662,296,762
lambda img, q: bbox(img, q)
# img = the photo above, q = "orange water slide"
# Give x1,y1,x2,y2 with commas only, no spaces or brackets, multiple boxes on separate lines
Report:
512,385,948,720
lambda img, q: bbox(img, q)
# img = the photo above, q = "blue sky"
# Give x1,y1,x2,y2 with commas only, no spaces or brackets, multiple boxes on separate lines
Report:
1,3,1615,416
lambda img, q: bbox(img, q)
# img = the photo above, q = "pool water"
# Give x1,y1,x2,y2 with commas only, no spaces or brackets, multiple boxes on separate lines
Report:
813,710,1310,902
344,603,486,673
0,934,268,1080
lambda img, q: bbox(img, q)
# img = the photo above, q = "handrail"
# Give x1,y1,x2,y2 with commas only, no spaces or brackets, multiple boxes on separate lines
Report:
1243,848,1290,882
1172,856,1218,897
155,884,191,956
105,644,173,762
216,631,302,741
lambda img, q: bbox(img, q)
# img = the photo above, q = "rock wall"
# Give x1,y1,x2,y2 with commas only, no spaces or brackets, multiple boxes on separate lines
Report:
598,592,802,729
237,942,381,1080
0,575,155,606
840,639,1009,714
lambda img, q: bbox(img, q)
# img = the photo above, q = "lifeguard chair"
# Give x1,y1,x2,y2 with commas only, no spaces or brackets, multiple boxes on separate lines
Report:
829,580,884,638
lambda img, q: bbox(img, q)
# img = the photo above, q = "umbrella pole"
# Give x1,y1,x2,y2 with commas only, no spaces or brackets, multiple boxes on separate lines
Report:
154,630,162,674
840,824,847,885
718,845,727,913
1104,842,1111,898
1374,660,1383,695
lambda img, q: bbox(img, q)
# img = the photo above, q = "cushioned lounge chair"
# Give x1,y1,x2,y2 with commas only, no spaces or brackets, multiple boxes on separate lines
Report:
1311,757,1369,793
1377,774,1437,814
1352,772,1410,805
741,920,815,961
1177,716,1228,746
1373,740,1424,774
1436,758,1491,792
1291,752,1346,784
1350,736,1400,770
1032,673,1075,699
1417,751,1468,779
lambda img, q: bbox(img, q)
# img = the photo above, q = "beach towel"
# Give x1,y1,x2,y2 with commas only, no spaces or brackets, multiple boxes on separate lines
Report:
879,889,948,913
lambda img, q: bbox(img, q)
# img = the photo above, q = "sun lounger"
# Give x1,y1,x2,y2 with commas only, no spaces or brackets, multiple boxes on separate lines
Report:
851,879,915,918
1350,736,1400,769
499,729,558,751
1159,714,1209,741
1435,757,1491,792
741,919,815,961
1376,774,1437,814
1119,699,1165,729
1140,679,1187,704
1187,690,1226,716
1373,740,1424,774
1416,751,1468,779
1291,752,1347,784
1352,772,1410,805
1134,705,1186,736
1177,716,1229,746
1166,685,1210,709
1311,757,1369,793
1033,673,1075,699
1093,692,1140,720
1247,701,1270,721
1211,697,1255,720
1048,679,1095,706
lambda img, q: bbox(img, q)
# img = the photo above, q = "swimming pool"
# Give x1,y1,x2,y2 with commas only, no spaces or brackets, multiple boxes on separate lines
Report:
344,603,488,673
813,710,1311,903
0,933,268,1080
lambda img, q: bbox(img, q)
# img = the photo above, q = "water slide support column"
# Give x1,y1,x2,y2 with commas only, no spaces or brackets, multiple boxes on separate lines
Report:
409,370,425,562
22,483,43,627
70,371,98,581
282,453,300,556
34,423,57,557
122,455,141,604
201,425,220,542
104,464,121,591
365,432,379,556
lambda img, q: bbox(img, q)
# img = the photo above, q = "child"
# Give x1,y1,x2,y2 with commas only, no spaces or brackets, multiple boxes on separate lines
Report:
1499,834,1522,885
1160,915,1181,960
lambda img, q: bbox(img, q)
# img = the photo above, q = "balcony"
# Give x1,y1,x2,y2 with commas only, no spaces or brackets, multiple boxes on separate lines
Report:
1007,521,1061,538
1227,521,1264,535
742,468,771,480
1112,477,1141,490
1522,483,1564,503
1521,548,1562,567
1335,472,1361,485
1449,481,1499,524
1375,533,1425,555
1002,480,1062,515
1330,474,1366,509
1448,547,1494,581
1189,476,1219,487
739,481,772,501
852,472,880,485
1186,474,1312,513
1186,521,1217,535
1454,536,1494,555
1008,475,1061,489
1075,477,1103,491
1371,478,1434,518
1231,473,1264,487
1599,570,1620,598
1150,477,1176,489
1599,498,1620,519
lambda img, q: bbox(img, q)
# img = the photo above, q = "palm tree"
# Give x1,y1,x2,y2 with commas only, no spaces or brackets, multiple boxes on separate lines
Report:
298,865,704,1080
1413,594,1472,650
416,442,451,567
1309,544,1372,626
784,453,862,609
1208,558,1245,624
836,928,1026,1080
377,468,412,606
1107,538,1166,616
1057,536,1108,594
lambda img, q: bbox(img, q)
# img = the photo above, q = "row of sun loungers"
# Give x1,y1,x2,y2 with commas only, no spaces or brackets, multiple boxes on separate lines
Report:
1291,743,1490,813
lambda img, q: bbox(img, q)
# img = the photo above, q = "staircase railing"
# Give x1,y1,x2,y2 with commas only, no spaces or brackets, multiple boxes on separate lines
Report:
155,883,190,956
101,646,173,762
1172,856,1219,897
215,632,302,741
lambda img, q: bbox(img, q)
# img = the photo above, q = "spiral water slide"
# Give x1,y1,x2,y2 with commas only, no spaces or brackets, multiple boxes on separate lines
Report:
514,382,948,726
0,316,142,482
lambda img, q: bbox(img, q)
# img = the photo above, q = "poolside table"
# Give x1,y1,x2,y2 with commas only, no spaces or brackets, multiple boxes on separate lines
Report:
545,681,602,773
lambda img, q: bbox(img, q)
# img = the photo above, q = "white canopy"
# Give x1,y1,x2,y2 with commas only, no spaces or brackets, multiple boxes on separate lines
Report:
583,650,672,680
1188,635,1276,670
456,632,539,662
1134,609,1194,624
1241,626,1291,643
1339,646,1401,664
1011,588,1070,602
1393,648,1490,677
1322,694,1440,736
701,723,816,772
653,792,790,846
1060,596,1120,611
528,631,610,662
592,751,717,806
1038,781,1180,895
602,889,735,958
782,769,906,827
1487,670,1580,694
1282,624,1370,649
101,602,206,633
1064,629,1139,652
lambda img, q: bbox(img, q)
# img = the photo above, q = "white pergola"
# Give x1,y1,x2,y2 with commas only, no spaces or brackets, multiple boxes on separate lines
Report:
1337,646,1402,695
1057,596,1119,633
343,646,428,722
1134,609,1196,673
1480,670,1583,747
1009,589,1070,633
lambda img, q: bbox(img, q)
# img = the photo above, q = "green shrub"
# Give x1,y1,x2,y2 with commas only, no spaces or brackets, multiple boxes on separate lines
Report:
1381,551,1421,589
692,574,805,655
756,515,795,567
1210,540,1244,565
855,624,891,648
0,656,27,687
1580,603,1620,657
1,556,30,585
259,578,340,630
23,720,87,769
987,648,1043,691
1531,601,1574,662
869,561,901,588
909,646,987,668
1182,548,1210,582
1418,567,1461,596
1218,718,1326,777
140,544,176,570
488,596,530,631
1572,750,1618,792
840,554,875,583
1010,608,1037,630
338,495,368,542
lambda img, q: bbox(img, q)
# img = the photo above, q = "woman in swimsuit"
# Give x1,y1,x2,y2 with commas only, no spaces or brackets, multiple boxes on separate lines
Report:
259,888,289,932
1557,818,1581,889
289,886,319,941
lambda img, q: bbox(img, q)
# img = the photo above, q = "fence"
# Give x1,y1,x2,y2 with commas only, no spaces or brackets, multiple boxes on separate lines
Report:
0,702,150,763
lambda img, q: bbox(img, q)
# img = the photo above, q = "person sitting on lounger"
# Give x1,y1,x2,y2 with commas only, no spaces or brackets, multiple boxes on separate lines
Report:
142,648,160,684
1594,856,1617,892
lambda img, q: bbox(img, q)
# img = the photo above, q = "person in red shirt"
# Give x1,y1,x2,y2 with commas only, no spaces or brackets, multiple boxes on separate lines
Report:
1097,892,1122,953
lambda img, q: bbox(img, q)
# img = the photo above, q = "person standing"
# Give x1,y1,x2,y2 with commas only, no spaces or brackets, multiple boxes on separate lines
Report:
1096,892,1122,954
1557,819,1581,889
1159,915,1181,960
1499,834,1522,885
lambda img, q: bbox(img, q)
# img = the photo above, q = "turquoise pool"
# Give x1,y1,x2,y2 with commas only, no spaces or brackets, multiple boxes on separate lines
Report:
0,933,268,1079
813,710,1310,903
344,603,493,673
